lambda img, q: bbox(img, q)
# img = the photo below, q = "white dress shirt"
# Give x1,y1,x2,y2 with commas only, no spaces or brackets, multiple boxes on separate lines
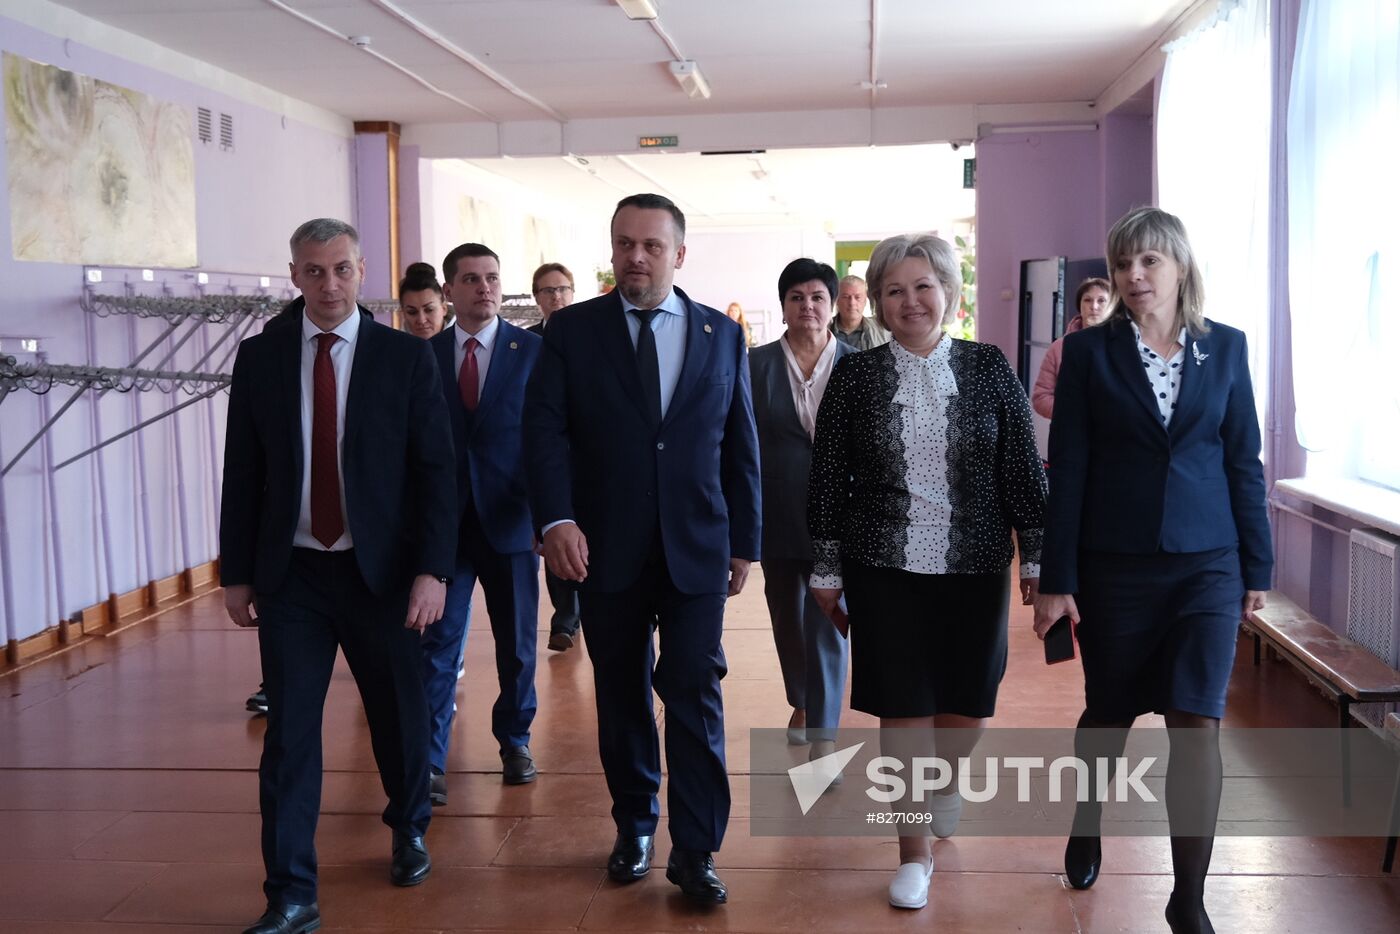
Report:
454,314,500,400
293,310,360,550
778,331,839,440
619,288,687,417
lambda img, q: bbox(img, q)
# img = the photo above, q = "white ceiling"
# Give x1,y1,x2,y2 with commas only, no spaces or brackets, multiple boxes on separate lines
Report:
40,0,1183,236
50,0,1194,125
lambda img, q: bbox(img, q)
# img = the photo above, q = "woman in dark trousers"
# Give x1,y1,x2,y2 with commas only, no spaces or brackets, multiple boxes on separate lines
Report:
1034,207,1271,934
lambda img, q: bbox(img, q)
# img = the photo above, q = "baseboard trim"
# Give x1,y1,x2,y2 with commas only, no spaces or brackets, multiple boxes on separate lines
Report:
1,558,222,676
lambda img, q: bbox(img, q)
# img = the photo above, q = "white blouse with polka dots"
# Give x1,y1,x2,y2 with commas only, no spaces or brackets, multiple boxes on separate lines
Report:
1130,321,1186,426
807,337,1047,591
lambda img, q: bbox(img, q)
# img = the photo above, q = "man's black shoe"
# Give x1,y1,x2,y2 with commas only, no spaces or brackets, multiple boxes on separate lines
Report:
246,687,269,715
242,901,320,934
665,849,727,904
606,833,654,883
501,745,537,784
428,768,447,807
390,832,431,887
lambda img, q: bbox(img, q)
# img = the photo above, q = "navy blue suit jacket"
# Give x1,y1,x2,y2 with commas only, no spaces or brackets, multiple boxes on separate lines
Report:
220,309,457,596
431,319,540,555
1040,316,1272,594
524,287,762,595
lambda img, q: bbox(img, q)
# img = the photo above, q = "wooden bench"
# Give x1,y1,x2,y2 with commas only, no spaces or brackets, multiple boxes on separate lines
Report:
1242,592,1400,731
1385,712,1399,873
1243,593,1400,870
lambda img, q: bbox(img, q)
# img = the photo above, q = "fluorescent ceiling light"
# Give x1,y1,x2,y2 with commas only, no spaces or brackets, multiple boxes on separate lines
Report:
669,60,711,100
614,0,658,20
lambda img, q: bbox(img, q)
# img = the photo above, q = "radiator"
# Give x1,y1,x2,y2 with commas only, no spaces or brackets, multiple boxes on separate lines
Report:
1346,528,1400,727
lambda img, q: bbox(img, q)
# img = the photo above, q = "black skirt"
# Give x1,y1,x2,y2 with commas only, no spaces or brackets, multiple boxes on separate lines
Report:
844,561,1011,719
1074,546,1243,720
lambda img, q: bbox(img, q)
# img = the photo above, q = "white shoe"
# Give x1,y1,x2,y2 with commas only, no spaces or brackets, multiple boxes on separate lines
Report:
930,791,963,839
888,858,933,909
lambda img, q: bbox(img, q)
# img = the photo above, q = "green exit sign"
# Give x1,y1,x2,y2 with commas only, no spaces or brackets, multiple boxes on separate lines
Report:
963,158,976,189
639,135,679,149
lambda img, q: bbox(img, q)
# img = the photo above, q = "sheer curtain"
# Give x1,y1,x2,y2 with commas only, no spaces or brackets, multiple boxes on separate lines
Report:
1157,0,1272,426
1288,0,1400,489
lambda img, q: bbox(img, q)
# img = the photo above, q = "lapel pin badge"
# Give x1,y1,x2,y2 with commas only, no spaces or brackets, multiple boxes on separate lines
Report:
1192,341,1209,366
703,323,713,334
509,341,518,349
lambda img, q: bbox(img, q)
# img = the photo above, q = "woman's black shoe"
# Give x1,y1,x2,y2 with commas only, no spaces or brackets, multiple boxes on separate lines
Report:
1065,835,1101,890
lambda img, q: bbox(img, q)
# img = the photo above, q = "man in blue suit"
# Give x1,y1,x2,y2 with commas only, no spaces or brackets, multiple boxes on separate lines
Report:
524,193,761,904
424,243,542,800
222,219,456,934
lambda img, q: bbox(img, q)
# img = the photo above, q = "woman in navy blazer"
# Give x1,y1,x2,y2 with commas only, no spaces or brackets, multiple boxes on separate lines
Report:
1034,208,1271,934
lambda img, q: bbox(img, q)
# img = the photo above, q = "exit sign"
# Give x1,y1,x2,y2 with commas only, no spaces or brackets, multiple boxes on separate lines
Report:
639,135,678,149
963,158,976,189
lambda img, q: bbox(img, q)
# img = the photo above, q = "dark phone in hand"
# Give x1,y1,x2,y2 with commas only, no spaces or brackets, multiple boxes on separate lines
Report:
1044,615,1075,664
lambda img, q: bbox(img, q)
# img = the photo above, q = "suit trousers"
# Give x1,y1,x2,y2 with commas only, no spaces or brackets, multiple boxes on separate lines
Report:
544,569,581,637
422,503,539,768
579,552,730,852
256,549,430,905
761,557,848,739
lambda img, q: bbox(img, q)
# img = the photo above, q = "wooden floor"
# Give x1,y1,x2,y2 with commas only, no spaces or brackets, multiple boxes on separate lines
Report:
1,566,1398,932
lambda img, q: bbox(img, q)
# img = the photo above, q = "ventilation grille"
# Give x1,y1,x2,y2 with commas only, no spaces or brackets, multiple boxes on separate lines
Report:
1346,528,1400,727
219,112,234,151
196,107,212,144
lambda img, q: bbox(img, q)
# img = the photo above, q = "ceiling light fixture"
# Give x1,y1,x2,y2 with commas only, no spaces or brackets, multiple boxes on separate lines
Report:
669,60,711,100
614,0,659,20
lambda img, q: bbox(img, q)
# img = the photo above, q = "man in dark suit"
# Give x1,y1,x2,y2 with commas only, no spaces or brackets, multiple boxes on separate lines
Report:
524,193,761,905
526,262,582,652
221,218,456,934
423,243,542,801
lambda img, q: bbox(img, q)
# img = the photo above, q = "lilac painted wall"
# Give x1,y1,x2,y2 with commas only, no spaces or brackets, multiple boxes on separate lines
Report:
0,12,354,642
354,132,391,300
1099,111,1154,232
398,144,424,276
973,130,1104,361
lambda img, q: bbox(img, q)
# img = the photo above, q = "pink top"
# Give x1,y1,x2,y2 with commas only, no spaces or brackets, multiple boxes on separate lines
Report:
1031,314,1086,419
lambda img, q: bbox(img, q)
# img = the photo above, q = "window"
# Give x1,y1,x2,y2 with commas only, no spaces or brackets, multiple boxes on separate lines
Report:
1288,0,1400,491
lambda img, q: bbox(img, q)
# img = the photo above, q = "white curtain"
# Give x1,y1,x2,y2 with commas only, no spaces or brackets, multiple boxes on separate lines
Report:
1157,0,1272,427
1288,0,1400,489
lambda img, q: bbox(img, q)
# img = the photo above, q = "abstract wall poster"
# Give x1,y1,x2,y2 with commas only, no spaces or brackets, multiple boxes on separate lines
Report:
4,53,197,266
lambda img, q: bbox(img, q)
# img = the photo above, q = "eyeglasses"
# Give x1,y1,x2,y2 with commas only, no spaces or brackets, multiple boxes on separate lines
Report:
535,285,574,296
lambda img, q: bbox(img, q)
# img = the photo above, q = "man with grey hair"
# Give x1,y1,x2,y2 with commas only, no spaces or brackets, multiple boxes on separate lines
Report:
222,218,457,934
831,274,890,351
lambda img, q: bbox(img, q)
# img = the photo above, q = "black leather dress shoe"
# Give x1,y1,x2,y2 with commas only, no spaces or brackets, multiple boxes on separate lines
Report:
428,768,447,807
245,687,269,715
606,833,655,883
501,745,537,785
1065,835,1102,890
390,832,431,887
666,849,728,904
242,901,320,934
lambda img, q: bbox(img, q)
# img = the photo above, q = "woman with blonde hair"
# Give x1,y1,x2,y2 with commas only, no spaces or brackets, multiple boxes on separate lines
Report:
1034,207,1271,934
808,232,1046,910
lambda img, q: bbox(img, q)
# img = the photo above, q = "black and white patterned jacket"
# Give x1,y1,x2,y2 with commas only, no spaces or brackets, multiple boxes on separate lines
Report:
807,337,1046,588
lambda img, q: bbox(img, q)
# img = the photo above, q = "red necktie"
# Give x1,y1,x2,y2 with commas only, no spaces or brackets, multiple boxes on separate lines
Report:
310,332,344,548
459,337,480,411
